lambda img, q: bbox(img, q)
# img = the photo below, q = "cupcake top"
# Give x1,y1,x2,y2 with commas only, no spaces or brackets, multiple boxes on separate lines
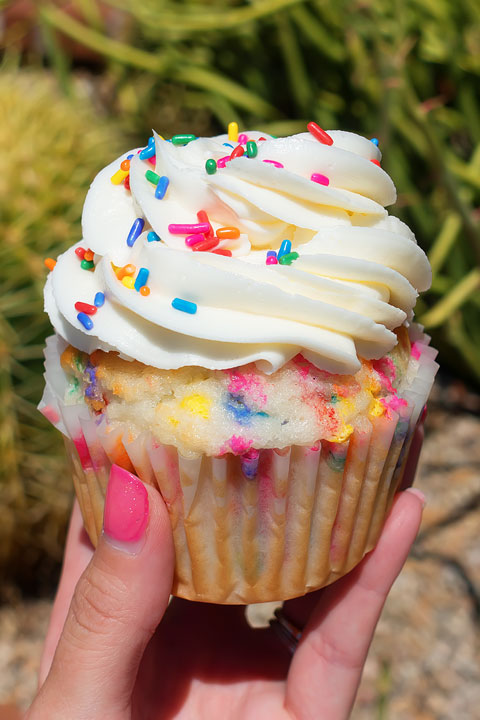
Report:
44,124,431,376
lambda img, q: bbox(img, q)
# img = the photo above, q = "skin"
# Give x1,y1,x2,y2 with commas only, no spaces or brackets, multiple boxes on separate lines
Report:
27,425,424,720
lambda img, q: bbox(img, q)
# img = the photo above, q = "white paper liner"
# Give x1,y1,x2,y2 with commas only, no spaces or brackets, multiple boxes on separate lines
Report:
39,331,438,603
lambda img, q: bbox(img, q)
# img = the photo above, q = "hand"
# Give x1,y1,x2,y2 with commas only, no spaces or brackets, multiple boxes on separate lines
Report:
27,426,425,720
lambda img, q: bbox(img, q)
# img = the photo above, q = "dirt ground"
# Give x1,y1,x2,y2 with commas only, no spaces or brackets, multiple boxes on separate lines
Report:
1,383,479,718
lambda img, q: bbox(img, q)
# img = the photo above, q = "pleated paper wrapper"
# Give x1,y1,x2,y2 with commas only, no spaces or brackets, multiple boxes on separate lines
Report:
39,332,438,604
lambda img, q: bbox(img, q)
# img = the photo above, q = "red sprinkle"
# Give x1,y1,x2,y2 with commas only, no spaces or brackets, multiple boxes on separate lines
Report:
370,159,381,167
192,237,219,252
124,175,130,190
197,210,214,239
230,145,245,159
307,121,333,146
75,247,86,260
74,301,97,315
212,248,232,256
258,137,266,141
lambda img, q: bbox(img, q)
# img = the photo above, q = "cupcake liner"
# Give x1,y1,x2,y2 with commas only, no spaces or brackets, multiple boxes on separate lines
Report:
39,332,438,604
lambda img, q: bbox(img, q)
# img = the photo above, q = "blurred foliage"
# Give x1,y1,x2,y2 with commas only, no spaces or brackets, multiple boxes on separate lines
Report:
0,68,125,595
1,0,480,592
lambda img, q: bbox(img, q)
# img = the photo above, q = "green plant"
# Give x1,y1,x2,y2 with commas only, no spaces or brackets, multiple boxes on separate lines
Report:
33,0,480,383
0,68,125,594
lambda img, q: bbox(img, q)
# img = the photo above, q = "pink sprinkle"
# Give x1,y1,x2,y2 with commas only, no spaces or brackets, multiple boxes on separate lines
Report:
229,436,253,454
228,371,267,406
73,435,92,470
263,159,284,168
217,156,231,168
147,155,156,166
266,256,278,265
168,223,210,235
238,133,248,144
381,396,408,412
41,405,60,424
185,233,205,246
311,173,330,186
411,342,422,360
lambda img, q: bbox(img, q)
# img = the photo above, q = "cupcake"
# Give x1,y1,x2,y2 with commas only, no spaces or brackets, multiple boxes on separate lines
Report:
40,123,438,603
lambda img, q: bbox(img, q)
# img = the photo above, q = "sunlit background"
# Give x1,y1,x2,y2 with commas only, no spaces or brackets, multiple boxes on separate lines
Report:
1,1,479,716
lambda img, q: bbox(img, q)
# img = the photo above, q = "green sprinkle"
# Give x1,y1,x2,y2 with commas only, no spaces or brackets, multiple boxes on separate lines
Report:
145,169,160,185
81,259,94,270
246,141,258,158
331,394,338,404
278,251,299,265
205,158,217,175
172,134,196,146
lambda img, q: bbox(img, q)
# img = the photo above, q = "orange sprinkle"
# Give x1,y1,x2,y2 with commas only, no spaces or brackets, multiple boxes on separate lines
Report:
140,285,150,296
116,263,136,280
120,158,131,171
216,226,240,240
84,250,94,262
44,257,56,271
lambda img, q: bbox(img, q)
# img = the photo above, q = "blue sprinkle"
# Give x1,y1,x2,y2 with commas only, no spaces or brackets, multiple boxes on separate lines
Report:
370,137,379,146
139,138,155,159
172,298,197,314
240,451,260,479
94,291,105,307
127,154,134,160
147,231,161,242
127,218,145,247
77,312,93,330
278,239,292,258
225,393,253,425
266,250,277,259
256,411,269,417
223,142,234,148
155,176,169,199
134,267,150,291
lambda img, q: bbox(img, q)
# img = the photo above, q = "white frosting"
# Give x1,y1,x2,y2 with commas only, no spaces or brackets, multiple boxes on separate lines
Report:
45,129,431,374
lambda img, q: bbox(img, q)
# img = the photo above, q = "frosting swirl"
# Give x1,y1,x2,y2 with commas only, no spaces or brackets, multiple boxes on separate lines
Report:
44,129,431,374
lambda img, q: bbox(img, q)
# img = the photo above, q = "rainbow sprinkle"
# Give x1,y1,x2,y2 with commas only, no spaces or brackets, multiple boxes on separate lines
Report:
311,173,330,186
307,121,333,146
134,267,149,291
126,218,145,247
172,298,197,314
77,312,93,331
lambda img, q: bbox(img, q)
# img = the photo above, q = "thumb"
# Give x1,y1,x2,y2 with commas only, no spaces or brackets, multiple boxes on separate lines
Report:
29,464,175,720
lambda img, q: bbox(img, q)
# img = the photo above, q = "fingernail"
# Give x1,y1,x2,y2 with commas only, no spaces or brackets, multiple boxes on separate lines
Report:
420,404,428,424
405,487,426,508
103,465,149,553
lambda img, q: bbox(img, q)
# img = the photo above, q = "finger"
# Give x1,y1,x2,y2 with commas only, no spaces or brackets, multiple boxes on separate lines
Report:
29,465,175,720
38,500,94,687
285,488,424,720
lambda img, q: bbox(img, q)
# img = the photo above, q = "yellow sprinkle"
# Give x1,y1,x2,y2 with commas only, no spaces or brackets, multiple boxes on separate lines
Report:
330,424,354,444
180,393,210,419
168,416,179,427
122,275,135,289
228,121,239,142
111,168,129,185
370,399,385,417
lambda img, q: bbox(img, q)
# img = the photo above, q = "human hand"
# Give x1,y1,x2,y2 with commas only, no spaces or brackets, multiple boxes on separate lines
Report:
27,425,425,720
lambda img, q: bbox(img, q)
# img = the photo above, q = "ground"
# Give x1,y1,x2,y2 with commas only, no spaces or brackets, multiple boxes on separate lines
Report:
1,381,479,718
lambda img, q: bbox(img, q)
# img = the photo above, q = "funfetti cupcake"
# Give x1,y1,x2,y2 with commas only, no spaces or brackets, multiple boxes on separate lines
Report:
39,122,438,603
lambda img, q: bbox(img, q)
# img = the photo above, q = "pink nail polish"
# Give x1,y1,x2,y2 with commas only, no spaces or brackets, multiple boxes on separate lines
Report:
104,465,149,546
